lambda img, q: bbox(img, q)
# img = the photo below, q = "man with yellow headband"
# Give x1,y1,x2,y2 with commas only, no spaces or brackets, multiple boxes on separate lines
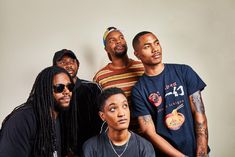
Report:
93,27,144,133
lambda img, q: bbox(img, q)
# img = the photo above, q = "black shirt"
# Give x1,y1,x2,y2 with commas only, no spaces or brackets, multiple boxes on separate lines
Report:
0,105,62,157
73,79,102,155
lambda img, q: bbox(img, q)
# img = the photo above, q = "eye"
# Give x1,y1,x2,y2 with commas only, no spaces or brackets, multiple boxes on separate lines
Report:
120,36,124,40
108,39,115,44
154,41,160,46
123,104,128,109
58,61,65,65
70,59,76,63
109,107,116,112
143,45,150,49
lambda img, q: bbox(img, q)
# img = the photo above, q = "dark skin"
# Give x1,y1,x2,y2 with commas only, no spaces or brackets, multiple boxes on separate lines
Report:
189,91,208,157
135,33,208,156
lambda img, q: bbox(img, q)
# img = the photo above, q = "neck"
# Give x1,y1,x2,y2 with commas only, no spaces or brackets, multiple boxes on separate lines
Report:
73,76,78,83
107,129,130,146
144,63,164,76
110,55,130,69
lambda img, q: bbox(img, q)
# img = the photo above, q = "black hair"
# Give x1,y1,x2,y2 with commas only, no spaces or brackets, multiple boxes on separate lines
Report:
1,66,74,157
132,31,152,51
97,87,126,111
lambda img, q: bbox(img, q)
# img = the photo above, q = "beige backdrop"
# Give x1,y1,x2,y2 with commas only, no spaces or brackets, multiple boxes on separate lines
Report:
1,0,235,156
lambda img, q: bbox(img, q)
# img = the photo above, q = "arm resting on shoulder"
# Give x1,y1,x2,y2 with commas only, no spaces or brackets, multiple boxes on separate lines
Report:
138,115,185,157
189,91,209,157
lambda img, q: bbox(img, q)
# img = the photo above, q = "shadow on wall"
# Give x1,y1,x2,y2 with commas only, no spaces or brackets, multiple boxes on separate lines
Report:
81,45,103,79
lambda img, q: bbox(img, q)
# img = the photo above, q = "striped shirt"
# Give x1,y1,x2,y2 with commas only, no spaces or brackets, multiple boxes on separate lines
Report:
93,59,144,132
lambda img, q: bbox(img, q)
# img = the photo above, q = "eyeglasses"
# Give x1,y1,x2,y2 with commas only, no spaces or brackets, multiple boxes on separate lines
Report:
53,83,74,93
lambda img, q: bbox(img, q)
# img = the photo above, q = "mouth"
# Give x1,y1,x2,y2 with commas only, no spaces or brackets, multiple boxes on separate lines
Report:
67,70,74,75
61,96,71,102
115,45,125,51
152,52,161,59
118,118,128,124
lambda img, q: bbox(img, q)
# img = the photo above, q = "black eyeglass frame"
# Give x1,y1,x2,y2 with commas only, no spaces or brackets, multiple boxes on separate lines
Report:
53,83,74,93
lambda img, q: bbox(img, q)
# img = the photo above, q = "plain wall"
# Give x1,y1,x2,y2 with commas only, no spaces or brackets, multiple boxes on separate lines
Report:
1,0,235,156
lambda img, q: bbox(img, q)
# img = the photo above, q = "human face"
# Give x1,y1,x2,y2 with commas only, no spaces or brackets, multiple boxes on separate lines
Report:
56,55,78,79
53,73,73,109
99,93,130,132
134,33,162,66
105,31,128,60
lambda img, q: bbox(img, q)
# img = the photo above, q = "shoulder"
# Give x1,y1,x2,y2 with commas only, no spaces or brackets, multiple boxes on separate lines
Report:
131,133,155,155
0,105,36,140
132,73,148,89
83,135,99,146
130,59,142,64
77,79,102,91
129,59,144,68
81,79,101,88
93,64,111,80
3,105,35,126
83,135,101,152
165,63,192,70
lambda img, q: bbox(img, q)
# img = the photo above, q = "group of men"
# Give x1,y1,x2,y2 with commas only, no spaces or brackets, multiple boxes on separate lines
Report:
0,27,209,157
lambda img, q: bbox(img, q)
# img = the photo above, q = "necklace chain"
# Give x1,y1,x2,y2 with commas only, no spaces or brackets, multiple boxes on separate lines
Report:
108,132,130,157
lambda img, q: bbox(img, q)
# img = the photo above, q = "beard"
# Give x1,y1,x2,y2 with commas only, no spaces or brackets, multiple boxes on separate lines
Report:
113,44,128,58
54,101,70,113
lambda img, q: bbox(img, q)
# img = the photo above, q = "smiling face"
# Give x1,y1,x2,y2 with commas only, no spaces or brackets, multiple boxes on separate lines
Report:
53,72,73,110
134,33,162,66
105,31,128,60
56,55,79,80
99,93,130,132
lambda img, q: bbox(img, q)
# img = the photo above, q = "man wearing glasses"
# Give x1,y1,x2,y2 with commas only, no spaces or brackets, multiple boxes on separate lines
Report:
0,66,74,157
53,49,102,156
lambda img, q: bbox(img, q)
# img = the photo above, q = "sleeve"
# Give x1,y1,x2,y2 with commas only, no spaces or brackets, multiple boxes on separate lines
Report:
0,110,35,157
136,134,156,157
183,65,206,95
82,137,97,157
131,85,151,118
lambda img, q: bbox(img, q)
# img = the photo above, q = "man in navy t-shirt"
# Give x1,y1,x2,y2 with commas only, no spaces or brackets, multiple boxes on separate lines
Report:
131,31,210,157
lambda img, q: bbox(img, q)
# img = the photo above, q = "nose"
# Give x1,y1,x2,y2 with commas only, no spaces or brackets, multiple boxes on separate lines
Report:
116,38,121,45
152,45,158,53
117,108,125,117
63,86,71,95
64,63,73,69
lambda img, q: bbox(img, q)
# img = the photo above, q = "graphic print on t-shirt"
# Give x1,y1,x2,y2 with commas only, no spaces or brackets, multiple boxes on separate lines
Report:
165,104,185,130
148,92,162,107
164,82,186,130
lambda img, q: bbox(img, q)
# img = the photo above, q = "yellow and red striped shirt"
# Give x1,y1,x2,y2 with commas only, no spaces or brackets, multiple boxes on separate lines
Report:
93,59,144,132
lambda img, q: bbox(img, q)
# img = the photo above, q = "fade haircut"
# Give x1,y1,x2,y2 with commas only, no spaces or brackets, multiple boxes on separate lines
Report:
132,31,152,51
1,66,73,157
97,87,126,111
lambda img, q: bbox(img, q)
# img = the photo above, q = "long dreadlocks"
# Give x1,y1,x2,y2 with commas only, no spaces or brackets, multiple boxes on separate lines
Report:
1,66,74,157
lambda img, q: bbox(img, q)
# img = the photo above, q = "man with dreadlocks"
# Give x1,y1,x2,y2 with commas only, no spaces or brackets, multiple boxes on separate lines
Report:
0,66,74,157
53,49,102,156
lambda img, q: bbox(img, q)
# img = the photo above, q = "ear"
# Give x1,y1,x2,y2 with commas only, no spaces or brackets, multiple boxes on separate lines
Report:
134,51,140,60
99,111,105,122
77,60,80,68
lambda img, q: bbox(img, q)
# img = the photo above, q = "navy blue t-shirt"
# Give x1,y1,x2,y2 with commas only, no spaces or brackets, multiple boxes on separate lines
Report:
132,64,206,156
